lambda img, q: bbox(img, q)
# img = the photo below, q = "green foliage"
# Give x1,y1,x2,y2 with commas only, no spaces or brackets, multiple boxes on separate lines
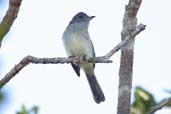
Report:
0,82,3,89
17,105,39,114
132,86,171,114
0,91,4,104
131,86,156,114
17,105,29,114
0,21,11,46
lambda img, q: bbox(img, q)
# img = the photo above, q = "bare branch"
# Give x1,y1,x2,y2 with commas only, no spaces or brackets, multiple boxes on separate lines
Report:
0,24,145,89
104,23,145,59
117,0,143,114
0,55,111,89
0,0,22,46
147,98,171,114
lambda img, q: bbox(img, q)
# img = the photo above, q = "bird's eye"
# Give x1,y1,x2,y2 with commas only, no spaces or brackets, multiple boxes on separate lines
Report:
79,15,83,19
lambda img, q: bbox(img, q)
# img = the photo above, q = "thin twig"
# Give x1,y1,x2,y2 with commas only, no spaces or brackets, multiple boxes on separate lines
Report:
147,98,171,114
0,24,145,89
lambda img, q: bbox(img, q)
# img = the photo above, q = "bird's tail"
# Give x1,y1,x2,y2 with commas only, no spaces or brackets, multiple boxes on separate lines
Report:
85,73,105,104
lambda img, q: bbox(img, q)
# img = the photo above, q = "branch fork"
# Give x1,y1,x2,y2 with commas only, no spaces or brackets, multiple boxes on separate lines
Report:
0,24,146,89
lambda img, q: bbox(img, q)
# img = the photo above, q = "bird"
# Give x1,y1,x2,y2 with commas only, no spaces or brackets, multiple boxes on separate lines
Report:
62,12,105,104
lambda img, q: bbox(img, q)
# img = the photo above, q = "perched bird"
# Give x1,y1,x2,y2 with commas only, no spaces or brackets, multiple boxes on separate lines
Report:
62,12,105,103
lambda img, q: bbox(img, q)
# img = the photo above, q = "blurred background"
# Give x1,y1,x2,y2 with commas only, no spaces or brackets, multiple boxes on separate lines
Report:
0,0,170,114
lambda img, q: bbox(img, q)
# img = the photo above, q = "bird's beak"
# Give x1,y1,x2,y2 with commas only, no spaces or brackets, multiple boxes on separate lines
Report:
89,16,95,20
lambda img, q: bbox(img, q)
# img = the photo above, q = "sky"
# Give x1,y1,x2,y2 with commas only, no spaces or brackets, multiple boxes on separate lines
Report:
0,0,171,114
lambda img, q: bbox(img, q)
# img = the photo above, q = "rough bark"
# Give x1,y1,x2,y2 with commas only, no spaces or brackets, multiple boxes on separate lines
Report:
117,0,143,114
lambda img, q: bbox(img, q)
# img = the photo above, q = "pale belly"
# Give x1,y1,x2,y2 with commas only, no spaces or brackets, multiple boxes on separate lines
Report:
63,33,93,58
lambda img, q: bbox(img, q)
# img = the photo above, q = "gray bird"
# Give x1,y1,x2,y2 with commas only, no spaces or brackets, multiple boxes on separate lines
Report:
62,12,105,104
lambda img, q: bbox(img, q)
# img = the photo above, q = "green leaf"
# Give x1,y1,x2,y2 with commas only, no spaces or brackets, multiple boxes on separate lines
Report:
131,86,156,114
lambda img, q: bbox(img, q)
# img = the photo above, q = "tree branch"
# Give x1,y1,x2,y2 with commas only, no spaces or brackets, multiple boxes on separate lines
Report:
0,0,22,47
0,24,145,89
117,0,143,114
147,98,171,114
104,23,145,60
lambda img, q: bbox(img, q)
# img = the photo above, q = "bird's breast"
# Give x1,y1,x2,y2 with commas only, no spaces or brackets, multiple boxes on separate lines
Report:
63,32,93,57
